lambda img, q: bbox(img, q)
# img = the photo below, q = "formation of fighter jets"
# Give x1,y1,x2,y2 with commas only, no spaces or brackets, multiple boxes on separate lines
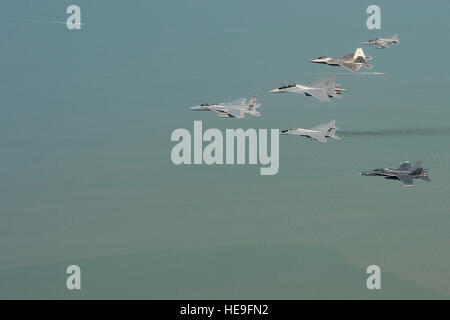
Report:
186,32,430,186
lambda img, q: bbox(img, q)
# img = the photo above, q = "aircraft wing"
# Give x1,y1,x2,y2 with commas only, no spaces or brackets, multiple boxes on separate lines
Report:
310,123,328,131
305,89,330,102
308,132,327,143
219,108,245,118
340,62,361,72
396,162,411,171
398,174,414,186
224,98,247,106
341,53,354,59
310,75,334,88
377,41,389,48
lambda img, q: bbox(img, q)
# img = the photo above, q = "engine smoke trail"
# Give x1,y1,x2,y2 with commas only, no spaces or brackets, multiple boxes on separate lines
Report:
340,127,450,137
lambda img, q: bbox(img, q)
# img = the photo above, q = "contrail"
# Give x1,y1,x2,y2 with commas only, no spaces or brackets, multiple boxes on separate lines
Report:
340,127,450,137
0,17,85,26
334,72,387,75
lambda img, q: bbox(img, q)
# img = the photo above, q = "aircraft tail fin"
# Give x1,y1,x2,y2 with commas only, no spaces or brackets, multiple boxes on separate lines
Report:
248,96,258,110
322,120,340,140
353,48,367,61
392,33,399,41
248,96,261,116
410,161,422,172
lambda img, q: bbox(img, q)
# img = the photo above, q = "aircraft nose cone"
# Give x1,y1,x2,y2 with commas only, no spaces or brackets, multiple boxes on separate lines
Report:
189,106,202,110
269,89,279,93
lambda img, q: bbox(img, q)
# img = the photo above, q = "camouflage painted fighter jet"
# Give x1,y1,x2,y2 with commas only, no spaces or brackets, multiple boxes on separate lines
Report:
269,74,345,102
360,161,430,186
188,96,261,118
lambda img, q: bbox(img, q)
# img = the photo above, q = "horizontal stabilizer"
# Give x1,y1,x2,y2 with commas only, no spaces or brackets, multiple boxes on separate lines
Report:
398,174,414,186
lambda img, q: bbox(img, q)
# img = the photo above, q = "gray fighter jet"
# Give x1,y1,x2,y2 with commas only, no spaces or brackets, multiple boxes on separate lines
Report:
309,48,373,72
361,161,430,186
188,96,261,118
281,120,340,143
362,34,399,49
269,74,346,102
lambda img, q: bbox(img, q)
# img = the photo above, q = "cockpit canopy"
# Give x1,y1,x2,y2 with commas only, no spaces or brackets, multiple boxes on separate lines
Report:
279,83,296,89
200,103,212,106
317,56,327,59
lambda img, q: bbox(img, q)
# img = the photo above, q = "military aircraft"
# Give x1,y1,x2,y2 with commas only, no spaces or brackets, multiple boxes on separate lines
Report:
280,120,340,143
269,74,346,102
362,34,399,49
360,161,430,186
188,96,261,118
309,48,373,72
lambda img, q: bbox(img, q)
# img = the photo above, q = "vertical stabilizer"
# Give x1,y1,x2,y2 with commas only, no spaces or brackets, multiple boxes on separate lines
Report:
353,48,366,60
323,120,341,140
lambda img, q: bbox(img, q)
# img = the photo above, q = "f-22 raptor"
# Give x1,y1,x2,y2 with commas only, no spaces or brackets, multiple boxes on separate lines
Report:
309,48,373,72
188,96,261,118
361,161,430,186
281,120,340,143
362,34,399,49
269,74,345,102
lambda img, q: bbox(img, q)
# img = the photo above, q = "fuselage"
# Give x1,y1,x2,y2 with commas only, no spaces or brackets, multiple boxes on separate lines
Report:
361,168,429,180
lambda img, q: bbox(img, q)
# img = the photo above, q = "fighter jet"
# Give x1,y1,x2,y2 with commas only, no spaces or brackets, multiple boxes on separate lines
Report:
309,48,373,72
269,74,346,102
361,161,430,186
281,120,340,143
188,96,261,118
362,34,399,49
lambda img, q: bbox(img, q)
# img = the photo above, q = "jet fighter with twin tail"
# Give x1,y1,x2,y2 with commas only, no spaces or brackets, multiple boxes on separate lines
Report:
362,34,399,49
361,161,430,186
309,48,373,72
188,96,261,118
281,120,340,143
269,74,346,102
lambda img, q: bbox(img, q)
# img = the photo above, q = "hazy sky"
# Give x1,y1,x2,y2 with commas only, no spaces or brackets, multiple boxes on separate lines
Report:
1,0,450,299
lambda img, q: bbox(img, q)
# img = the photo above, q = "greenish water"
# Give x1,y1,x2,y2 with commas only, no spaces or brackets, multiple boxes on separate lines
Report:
1,0,450,299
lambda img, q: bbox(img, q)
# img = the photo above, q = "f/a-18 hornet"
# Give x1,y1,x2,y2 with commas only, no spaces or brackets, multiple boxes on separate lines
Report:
269,74,346,102
362,34,399,49
309,48,373,72
281,120,340,143
361,161,430,186
188,96,261,118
